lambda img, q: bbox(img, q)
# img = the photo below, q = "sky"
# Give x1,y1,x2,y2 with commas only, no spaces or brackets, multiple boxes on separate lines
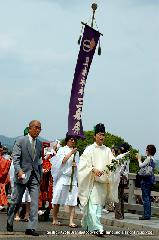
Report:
0,0,158,156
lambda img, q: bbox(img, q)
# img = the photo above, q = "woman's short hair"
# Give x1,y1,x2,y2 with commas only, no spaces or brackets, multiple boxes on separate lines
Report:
119,143,130,154
146,145,156,156
65,133,76,145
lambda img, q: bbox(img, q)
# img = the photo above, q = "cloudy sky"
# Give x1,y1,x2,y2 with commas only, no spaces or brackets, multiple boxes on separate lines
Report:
0,0,158,155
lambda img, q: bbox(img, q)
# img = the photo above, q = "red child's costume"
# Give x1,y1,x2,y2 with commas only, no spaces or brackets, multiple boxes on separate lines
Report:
0,156,11,206
39,149,53,210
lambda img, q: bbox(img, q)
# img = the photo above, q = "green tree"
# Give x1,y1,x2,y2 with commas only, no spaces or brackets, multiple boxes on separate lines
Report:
76,130,127,155
61,131,139,173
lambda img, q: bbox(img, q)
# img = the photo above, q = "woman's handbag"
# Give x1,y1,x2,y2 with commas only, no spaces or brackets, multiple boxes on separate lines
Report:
138,165,153,176
138,163,153,177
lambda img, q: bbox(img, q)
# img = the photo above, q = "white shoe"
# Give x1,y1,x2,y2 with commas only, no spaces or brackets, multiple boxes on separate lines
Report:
102,209,109,214
38,210,44,216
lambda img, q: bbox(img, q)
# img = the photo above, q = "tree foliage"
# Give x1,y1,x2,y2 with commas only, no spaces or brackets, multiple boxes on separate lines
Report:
61,130,139,173
76,131,125,155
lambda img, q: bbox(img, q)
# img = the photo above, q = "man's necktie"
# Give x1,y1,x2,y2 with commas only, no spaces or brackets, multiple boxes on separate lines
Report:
31,139,35,160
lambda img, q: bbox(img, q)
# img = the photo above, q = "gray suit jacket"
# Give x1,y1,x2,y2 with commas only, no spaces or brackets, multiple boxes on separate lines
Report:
12,135,42,184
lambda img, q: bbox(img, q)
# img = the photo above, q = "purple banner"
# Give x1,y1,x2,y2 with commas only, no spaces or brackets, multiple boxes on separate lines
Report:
68,24,100,138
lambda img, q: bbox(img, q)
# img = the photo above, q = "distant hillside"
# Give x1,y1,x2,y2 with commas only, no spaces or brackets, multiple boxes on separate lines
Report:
0,135,16,151
0,135,48,151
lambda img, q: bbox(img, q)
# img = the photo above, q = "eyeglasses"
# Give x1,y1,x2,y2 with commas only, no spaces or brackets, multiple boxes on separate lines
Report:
32,126,42,131
97,133,105,137
69,138,76,142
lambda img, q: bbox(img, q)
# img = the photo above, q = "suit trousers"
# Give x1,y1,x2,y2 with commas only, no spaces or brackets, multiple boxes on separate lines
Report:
7,170,40,230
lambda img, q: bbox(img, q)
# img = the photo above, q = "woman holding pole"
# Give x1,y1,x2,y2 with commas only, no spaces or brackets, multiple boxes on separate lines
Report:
51,133,79,227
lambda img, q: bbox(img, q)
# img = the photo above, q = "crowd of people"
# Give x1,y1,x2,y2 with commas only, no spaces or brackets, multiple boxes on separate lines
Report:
0,120,157,236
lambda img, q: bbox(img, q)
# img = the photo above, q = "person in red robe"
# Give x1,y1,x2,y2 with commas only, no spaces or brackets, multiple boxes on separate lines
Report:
0,143,11,207
39,154,53,210
38,141,60,220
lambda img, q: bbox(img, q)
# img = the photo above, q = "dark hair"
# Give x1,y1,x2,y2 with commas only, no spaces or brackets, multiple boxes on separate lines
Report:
119,143,130,154
146,145,156,156
0,142,2,148
94,123,105,135
65,133,76,145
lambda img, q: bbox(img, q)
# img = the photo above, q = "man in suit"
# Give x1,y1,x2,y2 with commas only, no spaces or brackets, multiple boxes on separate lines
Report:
7,120,42,236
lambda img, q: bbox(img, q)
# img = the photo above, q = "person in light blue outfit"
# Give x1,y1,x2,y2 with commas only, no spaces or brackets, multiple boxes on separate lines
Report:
136,144,156,220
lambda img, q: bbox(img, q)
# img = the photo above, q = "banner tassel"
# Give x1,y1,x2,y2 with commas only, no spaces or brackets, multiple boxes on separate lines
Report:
77,25,84,45
98,38,101,55
78,35,82,45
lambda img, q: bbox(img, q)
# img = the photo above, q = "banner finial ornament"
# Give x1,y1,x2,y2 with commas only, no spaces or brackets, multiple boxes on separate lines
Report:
91,3,98,28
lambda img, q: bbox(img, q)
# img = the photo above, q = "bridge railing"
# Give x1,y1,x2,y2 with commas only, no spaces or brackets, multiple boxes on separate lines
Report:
124,173,159,215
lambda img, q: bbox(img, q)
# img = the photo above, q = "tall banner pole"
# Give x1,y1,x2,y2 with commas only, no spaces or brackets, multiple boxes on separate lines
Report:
68,3,102,138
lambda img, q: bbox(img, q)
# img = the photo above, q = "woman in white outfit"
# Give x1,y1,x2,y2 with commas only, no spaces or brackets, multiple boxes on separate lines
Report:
51,134,79,228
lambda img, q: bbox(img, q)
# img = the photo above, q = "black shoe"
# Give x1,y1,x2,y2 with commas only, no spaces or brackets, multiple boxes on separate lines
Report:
43,208,50,221
7,222,13,232
139,216,150,220
25,229,39,236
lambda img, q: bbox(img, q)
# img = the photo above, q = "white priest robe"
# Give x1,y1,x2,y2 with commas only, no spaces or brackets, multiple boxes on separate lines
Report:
78,143,120,207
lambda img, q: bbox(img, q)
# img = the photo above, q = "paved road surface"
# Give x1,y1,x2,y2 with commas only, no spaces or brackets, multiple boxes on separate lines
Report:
0,211,157,240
